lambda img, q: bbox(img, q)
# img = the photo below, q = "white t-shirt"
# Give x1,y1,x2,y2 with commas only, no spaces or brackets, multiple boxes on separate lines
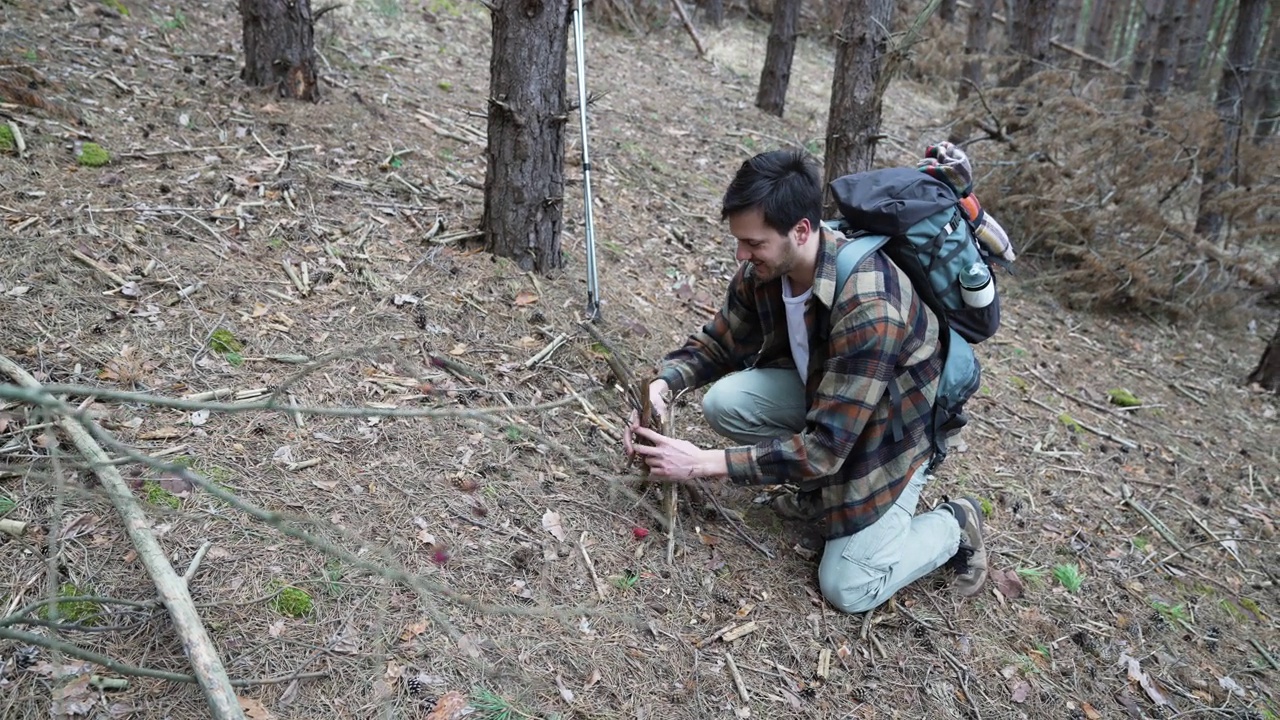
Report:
781,276,812,384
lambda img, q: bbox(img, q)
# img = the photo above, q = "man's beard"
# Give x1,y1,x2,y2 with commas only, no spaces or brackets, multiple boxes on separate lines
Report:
751,244,797,283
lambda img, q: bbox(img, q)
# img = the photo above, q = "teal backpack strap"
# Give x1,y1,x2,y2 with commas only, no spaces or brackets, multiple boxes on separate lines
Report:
833,235,904,443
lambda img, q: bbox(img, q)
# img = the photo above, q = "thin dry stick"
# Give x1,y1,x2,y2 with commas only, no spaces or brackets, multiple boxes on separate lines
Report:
724,652,750,703
0,518,25,536
1120,484,1187,555
0,627,324,686
578,532,608,602
0,355,243,720
669,0,706,56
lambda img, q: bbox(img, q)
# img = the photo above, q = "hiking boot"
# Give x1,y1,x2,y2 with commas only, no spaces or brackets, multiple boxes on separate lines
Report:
941,497,988,597
770,491,823,521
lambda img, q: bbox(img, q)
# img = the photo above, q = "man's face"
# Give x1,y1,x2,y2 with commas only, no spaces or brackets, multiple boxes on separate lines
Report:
728,209,805,283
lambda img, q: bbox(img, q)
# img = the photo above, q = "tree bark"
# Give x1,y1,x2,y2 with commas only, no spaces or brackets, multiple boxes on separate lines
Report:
1125,0,1164,100
1055,0,1084,48
939,0,958,22
1247,13,1280,138
1195,0,1268,241
483,0,571,272
1174,0,1217,92
756,0,802,116
704,0,725,28
1143,0,1184,117
956,0,996,102
238,0,319,101
823,0,893,215
1081,0,1120,75
1002,0,1058,86
1247,323,1280,392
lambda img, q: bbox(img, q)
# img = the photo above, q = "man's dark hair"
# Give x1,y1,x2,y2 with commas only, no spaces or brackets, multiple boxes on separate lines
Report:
720,150,823,235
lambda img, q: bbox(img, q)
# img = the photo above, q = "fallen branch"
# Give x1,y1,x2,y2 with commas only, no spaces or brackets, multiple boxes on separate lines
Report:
578,531,607,602
0,518,26,536
68,249,127,288
0,627,324,687
1120,484,1186,555
724,651,750,703
0,354,243,720
669,0,706,56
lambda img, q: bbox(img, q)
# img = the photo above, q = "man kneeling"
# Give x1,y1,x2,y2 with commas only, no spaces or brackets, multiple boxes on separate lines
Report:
623,150,988,613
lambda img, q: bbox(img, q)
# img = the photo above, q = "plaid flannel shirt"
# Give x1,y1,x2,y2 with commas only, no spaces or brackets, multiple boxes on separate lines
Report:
658,230,942,540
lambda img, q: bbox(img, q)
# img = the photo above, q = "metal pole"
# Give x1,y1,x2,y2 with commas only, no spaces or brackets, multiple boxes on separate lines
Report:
572,0,601,321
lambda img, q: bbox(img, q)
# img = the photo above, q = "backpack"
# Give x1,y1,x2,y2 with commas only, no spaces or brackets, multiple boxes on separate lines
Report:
825,166,1005,469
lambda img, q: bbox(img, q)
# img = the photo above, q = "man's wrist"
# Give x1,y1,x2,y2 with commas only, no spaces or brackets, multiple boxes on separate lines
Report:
699,449,728,478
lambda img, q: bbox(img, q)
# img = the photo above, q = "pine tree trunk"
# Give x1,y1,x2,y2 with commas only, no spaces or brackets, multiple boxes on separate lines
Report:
483,0,571,272
1125,0,1164,100
1145,0,1184,104
1003,0,1058,86
1201,0,1239,94
756,0,802,116
823,0,893,214
1174,0,1216,92
1056,0,1084,48
1082,0,1120,75
1247,14,1280,138
238,0,319,101
1195,0,1268,241
956,0,996,102
1247,323,1280,392
705,0,725,29
939,0,958,22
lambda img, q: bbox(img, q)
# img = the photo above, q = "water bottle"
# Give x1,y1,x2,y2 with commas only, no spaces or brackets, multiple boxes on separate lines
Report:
959,262,995,308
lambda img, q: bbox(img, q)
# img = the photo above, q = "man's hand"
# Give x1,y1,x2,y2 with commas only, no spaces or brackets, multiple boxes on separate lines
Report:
626,425,727,482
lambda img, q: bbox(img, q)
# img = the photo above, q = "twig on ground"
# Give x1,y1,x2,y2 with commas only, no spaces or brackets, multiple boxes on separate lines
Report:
938,646,983,720
182,541,213,585
1181,507,1245,568
0,627,326,686
724,652,750,703
697,621,738,648
1250,639,1279,670
578,531,608,602
0,518,25,536
0,354,243,720
1121,484,1187,555
69,249,127,288
696,481,774,558
721,621,758,642
579,322,640,410
1027,396,1139,449
523,333,569,369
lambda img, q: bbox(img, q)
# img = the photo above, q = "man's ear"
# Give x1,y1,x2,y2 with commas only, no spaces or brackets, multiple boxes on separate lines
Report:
792,218,813,243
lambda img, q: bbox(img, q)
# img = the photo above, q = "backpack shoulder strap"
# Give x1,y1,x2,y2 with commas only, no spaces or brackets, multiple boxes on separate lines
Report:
834,234,890,296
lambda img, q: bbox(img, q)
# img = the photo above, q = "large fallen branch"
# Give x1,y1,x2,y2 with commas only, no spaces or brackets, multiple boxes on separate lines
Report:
0,354,244,720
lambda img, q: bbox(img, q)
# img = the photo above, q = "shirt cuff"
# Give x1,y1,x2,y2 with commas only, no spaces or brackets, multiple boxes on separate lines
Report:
725,446,763,485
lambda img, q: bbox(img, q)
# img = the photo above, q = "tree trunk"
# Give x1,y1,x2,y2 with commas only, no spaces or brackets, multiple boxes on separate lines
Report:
1125,0,1164,100
1145,0,1184,102
956,0,996,102
939,0,958,22
705,0,725,29
1003,0,1058,86
483,0,570,272
1056,0,1085,48
1082,0,1120,75
1247,13,1280,138
1201,0,1239,94
756,0,802,116
823,0,894,214
238,0,319,101
1174,0,1217,92
1195,0,1268,241
1247,323,1280,391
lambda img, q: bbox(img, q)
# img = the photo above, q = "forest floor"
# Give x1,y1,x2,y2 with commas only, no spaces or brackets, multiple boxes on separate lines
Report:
1,2,1278,719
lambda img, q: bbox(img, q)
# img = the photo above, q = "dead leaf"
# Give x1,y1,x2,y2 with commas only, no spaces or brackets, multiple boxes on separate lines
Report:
457,634,481,658
238,697,275,720
513,290,539,306
1010,680,1031,703
509,579,533,599
119,281,140,297
1081,702,1102,719
329,623,360,654
542,510,567,542
426,691,469,720
190,409,210,427
51,672,95,717
59,513,100,540
1217,676,1245,697
311,478,339,491
447,343,469,356
1120,653,1168,706
556,674,575,703
138,426,185,440
267,619,286,638
584,668,602,689
994,569,1024,599
399,620,429,642
697,532,721,546
6,285,30,296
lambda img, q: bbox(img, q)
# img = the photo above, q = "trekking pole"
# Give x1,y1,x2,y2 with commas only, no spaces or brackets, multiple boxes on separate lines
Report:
572,0,601,321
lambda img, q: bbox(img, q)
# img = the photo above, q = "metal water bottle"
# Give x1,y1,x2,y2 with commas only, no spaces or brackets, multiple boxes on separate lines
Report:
959,262,995,308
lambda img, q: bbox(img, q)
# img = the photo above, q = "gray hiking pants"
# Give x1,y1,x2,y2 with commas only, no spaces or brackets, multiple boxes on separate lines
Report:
702,368,961,614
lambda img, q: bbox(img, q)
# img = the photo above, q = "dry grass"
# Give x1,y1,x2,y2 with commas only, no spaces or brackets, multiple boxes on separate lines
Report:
1,2,1278,719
